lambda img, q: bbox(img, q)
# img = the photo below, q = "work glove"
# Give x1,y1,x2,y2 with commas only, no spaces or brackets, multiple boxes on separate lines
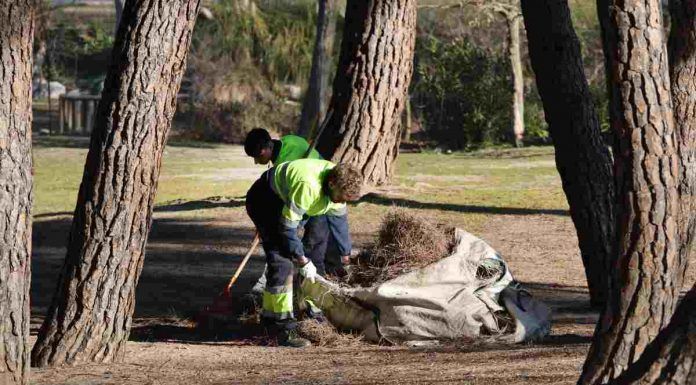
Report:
298,260,318,283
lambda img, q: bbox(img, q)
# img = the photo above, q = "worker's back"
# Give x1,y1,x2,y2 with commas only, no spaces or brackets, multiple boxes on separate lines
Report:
274,135,322,165
271,159,345,223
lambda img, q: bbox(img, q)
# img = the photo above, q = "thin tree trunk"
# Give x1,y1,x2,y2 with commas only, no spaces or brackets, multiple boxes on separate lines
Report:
0,2,35,384
669,0,696,288
298,0,337,138
402,96,412,142
580,0,681,383
521,0,615,308
316,0,417,185
31,0,201,367
506,13,525,147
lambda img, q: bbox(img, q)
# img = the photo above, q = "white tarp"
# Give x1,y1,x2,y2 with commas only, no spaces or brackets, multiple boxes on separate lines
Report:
300,229,551,344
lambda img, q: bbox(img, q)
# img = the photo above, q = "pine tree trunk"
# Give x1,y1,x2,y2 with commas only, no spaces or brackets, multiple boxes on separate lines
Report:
579,0,681,383
520,0,615,308
506,14,525,147
610,3,696,382
298,0,337,138
610,285,696,385
31,0,201,367
316,0,417,185
0,2,35,384
669,0,696,287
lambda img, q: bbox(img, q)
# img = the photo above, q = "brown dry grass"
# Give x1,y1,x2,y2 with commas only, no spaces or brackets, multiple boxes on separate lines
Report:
296,319,364,348
349,209,455,286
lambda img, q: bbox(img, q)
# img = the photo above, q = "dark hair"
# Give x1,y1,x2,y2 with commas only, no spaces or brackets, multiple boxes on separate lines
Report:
244,128,272,157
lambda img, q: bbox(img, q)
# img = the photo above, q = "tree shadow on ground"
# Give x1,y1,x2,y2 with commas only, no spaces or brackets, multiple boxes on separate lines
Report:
360,193,569,217
34,196,248,219
31,135,220,149
32,216,266,343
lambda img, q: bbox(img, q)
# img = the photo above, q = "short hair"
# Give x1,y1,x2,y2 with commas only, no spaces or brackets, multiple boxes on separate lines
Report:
327,164,363,198
244,128,272,157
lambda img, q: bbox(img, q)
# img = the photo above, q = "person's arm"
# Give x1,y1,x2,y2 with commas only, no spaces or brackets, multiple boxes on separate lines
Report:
327,205,352,264
278,183,314,261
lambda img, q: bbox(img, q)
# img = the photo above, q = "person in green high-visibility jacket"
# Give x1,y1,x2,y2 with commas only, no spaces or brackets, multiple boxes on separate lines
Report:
245,158,363,348
244,128,321,166
244,128,344,275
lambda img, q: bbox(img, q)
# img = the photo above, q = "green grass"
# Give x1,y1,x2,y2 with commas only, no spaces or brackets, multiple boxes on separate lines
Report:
33,140,568,232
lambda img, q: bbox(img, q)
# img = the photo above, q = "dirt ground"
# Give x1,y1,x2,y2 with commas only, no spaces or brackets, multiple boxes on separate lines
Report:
32,209,665,385
28,145,696,385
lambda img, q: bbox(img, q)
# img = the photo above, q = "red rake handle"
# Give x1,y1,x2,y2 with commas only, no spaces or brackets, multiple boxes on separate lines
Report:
223,233,260,295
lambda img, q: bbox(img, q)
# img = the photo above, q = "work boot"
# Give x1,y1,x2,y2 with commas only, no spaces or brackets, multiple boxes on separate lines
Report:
278,329,311,348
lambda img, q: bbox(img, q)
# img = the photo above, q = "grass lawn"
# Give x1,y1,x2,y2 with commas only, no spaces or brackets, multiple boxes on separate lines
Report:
33,137,568,222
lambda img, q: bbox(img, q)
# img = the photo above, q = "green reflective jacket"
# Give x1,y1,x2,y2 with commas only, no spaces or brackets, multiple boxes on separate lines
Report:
273,135,322,166
271,159,347,226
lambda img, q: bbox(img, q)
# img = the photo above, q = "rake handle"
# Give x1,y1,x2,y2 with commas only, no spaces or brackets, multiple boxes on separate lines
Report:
224,233,260,295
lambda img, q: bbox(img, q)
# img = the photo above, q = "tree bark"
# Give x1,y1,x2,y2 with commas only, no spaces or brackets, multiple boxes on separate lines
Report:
521,0,615,308
316,0,417,185
31,0,201,367
580,0,681,383
298,0,337,138
609,285,696,385
506,13,525,147
0,3,35,384
669,0,696,289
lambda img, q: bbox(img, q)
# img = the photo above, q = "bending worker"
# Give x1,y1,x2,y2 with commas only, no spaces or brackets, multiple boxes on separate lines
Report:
244,128,337,275
245,159,363,347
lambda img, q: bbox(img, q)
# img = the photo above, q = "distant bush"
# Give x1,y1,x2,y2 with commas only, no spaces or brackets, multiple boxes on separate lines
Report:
186,1,327,142
412,37,513,149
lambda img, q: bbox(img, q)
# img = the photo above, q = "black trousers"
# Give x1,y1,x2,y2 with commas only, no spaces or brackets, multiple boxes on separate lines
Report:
245,173,328,324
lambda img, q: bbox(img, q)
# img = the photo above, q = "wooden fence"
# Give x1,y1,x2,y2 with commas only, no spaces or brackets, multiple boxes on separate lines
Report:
58,94,101,135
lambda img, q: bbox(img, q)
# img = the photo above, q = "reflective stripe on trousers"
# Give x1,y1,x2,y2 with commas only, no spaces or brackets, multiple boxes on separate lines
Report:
262,285,294,320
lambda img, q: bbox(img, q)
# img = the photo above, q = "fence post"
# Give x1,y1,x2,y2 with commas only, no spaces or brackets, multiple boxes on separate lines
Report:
73,99,83,134
85,99,95,134
66,98,73,134
58,96,65,134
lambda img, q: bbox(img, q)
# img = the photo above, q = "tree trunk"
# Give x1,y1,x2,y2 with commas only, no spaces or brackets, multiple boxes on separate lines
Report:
579,0,681,383
521,0,615,308
609,285,696,385
31,0,201,367
669,0,696,288
114,0,124,35
316,0,417,185
298,0,337,138
506,13,525,147
402,96,412,142
0,2,35,384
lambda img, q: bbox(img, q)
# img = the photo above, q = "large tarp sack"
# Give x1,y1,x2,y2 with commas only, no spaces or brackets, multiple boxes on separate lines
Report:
300,229,551,344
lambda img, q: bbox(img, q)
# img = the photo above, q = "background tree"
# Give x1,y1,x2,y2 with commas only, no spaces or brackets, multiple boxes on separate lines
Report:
669,0,696,289
316,0,417,185
31,0,201,367
579,0,682,383
520,0,615,307
0,2,35,384
298,0,337,138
